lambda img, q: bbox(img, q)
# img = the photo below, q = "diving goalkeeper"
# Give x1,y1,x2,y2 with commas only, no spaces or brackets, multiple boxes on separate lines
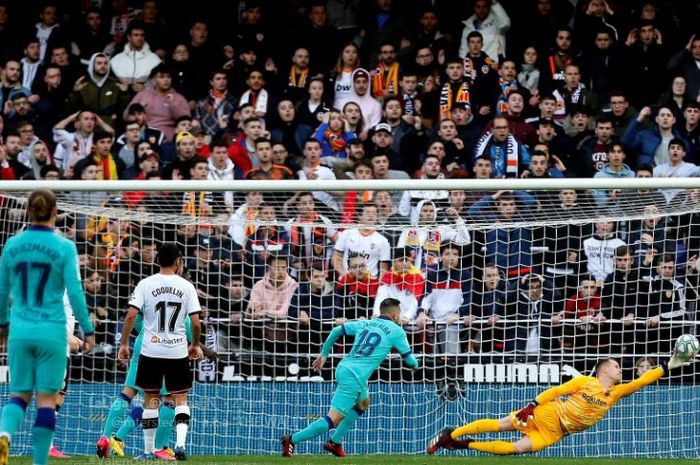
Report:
428,355,689,455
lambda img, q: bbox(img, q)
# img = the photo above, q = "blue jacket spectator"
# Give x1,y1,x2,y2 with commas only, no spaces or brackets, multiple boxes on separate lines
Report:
469,190,538,272
621,106,688,166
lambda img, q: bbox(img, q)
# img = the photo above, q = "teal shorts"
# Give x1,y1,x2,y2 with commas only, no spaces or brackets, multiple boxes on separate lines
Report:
9,339,66,394
330,366,368,416
125,342,169,396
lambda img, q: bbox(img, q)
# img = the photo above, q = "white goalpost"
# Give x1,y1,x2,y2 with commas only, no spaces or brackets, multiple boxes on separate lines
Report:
0,177,699,458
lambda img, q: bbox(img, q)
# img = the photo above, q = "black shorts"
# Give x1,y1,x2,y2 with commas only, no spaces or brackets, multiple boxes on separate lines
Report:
135,354,192,394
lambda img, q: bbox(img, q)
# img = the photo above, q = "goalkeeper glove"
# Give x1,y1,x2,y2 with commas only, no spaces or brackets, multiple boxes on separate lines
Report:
515,400,538,427
665,350,692,372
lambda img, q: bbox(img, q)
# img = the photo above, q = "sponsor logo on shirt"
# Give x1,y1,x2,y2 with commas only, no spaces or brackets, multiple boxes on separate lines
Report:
151,335,186,345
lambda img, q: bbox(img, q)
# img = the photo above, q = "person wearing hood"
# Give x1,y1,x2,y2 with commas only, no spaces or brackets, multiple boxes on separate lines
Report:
67,53,130,127
592,141,635,207
397,199,471,275
109,21,162,92
23,140,55,181
336,69,382,130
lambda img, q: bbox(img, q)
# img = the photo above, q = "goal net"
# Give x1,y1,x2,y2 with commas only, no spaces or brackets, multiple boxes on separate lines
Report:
0,178,699,458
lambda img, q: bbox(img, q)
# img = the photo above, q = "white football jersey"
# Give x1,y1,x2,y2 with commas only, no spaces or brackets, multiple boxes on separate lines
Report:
128,273,201,359
335,228,391,277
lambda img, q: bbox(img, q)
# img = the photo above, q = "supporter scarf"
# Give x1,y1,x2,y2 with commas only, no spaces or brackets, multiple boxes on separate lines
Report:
568,83,584,105
336,274,380,297
289,212,327,265
240,88,268,115
182,191,209,217
496,79,518,115
474,131,520,177
325,128,346,153
372,62,400,97
381,264,425,299
289,65,308,88
439,81,470,121
341,190,373,226
402,92,416,116
95,153,118,180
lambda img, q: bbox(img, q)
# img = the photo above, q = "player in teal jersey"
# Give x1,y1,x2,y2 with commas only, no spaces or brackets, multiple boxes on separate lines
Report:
282,298,420,457
0,190,95,465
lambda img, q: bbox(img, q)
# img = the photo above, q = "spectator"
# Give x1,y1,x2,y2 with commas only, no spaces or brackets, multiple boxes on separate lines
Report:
458,0,510,61
622,105,687,167
473,115,531,178
398,155,450,217
246,255,299,351
468,190,537,273
553,274,606,353
245,203,290,283
112,121,141,179
372,247,427,329
289,265,345,350
592,142,635,207
194,69,237,137
667,35,700,102
228,116,266,174
110,21,162,92
397,199,471,274
622,21,668,108
421,242,471,354
297,138,340,215
583,221,626,283
654,138,700,203
575,115,615,177
679,102,700,162
601,246,639,355
639,253,693,354
341,68,382,131
552,64,599,119
465,262,505,352
73,130,121,181
285,192,338,280
504,273,559,353
361,0,411,68
123,103,165,147
333,204,391,279
329,42,361,109
68,53,129,128
53,109,114,174
336,253,380,320
71,8,116,65
312,110,356,160
280,47,313,105
124,64,190,142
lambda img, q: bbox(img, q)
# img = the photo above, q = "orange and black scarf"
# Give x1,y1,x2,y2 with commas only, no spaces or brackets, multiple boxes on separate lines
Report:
372,62,400,97
289,65,308,88
439,81,470,121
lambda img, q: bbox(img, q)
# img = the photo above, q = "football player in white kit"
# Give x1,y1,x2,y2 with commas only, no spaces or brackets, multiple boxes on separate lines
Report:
118,244,203,461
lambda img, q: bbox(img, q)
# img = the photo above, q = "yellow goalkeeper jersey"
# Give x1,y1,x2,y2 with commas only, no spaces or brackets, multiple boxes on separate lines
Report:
536,366,663,434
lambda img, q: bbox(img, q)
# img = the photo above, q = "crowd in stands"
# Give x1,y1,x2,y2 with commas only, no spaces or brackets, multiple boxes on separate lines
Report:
0,0,700,368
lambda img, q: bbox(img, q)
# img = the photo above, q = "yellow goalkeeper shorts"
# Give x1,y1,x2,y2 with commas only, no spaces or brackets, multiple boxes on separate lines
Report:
509,403,566,452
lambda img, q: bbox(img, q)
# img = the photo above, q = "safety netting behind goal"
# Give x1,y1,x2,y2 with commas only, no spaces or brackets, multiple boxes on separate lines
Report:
0,184,700,458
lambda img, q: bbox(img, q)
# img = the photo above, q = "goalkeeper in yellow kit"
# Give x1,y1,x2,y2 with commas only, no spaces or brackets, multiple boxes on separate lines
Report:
428,354,689,455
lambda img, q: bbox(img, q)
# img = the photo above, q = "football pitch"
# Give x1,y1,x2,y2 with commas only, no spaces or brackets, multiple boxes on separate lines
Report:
10,456,700,464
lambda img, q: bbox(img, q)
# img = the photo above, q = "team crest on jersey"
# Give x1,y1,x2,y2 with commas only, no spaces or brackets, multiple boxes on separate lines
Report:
151,335,158,343
481,65,489,74
370,243,375,250
666,291,673,299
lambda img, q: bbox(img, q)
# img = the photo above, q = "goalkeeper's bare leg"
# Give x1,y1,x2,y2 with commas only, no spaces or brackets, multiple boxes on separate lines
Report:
428,416,533,455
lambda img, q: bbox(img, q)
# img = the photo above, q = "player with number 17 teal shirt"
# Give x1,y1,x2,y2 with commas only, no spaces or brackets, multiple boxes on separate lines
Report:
0,226,95,344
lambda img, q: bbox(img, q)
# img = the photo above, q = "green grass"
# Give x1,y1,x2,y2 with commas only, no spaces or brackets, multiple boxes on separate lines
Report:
10,456,700,465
